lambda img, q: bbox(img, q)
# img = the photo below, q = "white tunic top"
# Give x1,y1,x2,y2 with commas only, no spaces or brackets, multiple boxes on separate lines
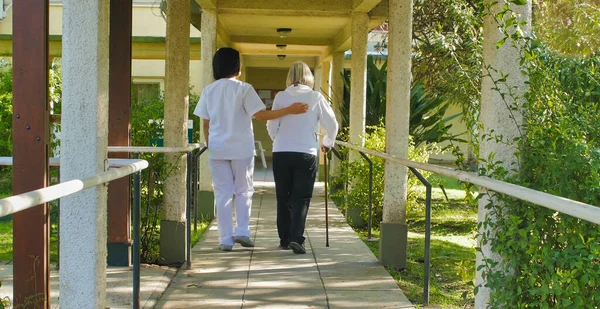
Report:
193,78,266,160
267,84,338,156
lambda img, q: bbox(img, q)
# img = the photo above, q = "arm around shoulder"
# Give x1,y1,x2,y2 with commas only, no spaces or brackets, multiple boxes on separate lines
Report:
254,102,309,121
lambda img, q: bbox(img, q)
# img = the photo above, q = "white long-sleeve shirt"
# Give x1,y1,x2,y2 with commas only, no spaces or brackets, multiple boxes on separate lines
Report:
267,84,338,156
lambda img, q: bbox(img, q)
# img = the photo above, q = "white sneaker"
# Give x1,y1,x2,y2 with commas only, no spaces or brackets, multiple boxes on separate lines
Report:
234,236,255,247
219,244,233,251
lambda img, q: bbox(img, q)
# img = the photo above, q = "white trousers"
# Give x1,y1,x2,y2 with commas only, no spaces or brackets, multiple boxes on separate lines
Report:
209,157,254,246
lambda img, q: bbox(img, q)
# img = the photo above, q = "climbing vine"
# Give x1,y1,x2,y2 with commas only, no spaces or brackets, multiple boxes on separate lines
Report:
472,1,600,307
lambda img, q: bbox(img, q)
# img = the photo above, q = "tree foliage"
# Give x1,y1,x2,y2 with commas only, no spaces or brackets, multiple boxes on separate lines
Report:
535,0,600,56
340,55,461,148
473,2,600,307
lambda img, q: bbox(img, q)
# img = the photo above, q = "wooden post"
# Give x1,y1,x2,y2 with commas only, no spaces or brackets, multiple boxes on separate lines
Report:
108,0,133,267
12,0,50,307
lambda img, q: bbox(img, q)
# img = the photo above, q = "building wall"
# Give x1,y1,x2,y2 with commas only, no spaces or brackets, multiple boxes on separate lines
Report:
428,103,470,164
0,1,204,96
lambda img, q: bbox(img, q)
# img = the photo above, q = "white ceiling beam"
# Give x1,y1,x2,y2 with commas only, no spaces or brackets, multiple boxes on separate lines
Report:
217,19,231,47
240,49,323,57
230,35,333,46
217,0,351,17
194,0,216,9
353,0,383,13
332,22,352,52
243,56,318,68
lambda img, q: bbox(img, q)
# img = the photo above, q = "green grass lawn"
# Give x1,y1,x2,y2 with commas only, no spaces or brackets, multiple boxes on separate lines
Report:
0,219,210,264
359,174,478,309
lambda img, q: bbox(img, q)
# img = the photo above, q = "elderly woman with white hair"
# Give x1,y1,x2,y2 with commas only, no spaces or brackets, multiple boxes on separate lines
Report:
267,61,339,254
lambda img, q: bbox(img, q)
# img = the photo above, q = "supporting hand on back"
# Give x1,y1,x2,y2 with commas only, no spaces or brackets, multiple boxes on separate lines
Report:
286,102,309,114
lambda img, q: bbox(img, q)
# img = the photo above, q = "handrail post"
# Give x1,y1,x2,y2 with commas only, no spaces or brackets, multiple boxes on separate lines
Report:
408,167,431,306
194,146,208,232
186,152,192,270
192,149,198,232
193,147,206,231
132,153,141,309
358,151,373,240
57,167,60,271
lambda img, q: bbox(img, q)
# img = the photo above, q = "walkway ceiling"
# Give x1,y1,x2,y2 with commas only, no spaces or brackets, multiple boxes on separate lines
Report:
193,0,388,68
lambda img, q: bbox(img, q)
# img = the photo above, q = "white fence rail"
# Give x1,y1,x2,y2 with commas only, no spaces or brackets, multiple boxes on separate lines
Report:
336,140,600,225
0,159,148,218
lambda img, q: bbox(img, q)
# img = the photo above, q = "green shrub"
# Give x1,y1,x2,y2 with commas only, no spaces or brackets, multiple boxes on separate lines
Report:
480,46,600,308
131,87,199,264
332,126,440,229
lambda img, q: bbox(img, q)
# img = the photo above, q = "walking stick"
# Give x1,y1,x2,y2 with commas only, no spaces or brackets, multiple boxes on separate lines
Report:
324,150,330,247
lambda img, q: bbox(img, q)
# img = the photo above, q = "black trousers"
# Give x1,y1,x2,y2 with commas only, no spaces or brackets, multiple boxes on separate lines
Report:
272,152,317,246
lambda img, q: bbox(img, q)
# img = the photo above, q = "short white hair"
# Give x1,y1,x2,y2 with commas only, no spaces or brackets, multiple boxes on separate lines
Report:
286,61,314,88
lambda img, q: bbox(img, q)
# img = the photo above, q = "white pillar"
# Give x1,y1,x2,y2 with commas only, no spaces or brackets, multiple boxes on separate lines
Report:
314,65,322,92
383,0,411,225
476,1,531,308
330,51,345,175
349,12,368,162
197,8,217,218
320,60,331,97
240,55,247,82
161,0,191,264
331,52,345,127
60,1,109,307
379,0,412,268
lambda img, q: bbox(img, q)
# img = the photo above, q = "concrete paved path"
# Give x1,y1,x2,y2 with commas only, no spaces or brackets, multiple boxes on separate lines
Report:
0,263,176,308
155,167,414,309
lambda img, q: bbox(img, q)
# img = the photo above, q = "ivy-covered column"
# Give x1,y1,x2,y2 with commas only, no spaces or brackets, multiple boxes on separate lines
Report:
161,0,191,265
380,0,412,269
198,8,217,220
330,51,345,176
476,1,531,308
349,12,368,162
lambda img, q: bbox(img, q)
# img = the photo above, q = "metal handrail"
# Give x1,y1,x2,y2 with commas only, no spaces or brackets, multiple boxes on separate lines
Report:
108,143,202,153
0,143,208,309
333,139,600,306
0,159,148,217
335,140,600,224
107,144,209,306
0,158,148,309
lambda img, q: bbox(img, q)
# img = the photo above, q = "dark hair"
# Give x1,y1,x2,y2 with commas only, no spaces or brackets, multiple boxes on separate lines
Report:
212,47,240,80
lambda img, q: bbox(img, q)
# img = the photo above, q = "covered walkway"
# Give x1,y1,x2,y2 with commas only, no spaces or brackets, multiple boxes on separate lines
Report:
155,166,414,308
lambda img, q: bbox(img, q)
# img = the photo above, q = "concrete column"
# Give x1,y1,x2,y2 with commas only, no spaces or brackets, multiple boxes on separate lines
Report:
240,55,247,82
60,0,110,307
161,0,191,265
476,1,531,308
313,64,323,180
317,61,332,179
314,65,322,91
198,8,217,220
379,0,412,269
349,12,368,162
330,51,345,176
320,60,331,97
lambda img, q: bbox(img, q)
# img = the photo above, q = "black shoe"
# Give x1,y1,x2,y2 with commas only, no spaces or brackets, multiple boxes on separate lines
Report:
289,242,306,254
278,244,291,250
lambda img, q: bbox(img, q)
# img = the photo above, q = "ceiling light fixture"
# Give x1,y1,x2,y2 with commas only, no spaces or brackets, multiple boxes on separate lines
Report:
276,44,287,51
277,54,286,60
276,28,292,38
